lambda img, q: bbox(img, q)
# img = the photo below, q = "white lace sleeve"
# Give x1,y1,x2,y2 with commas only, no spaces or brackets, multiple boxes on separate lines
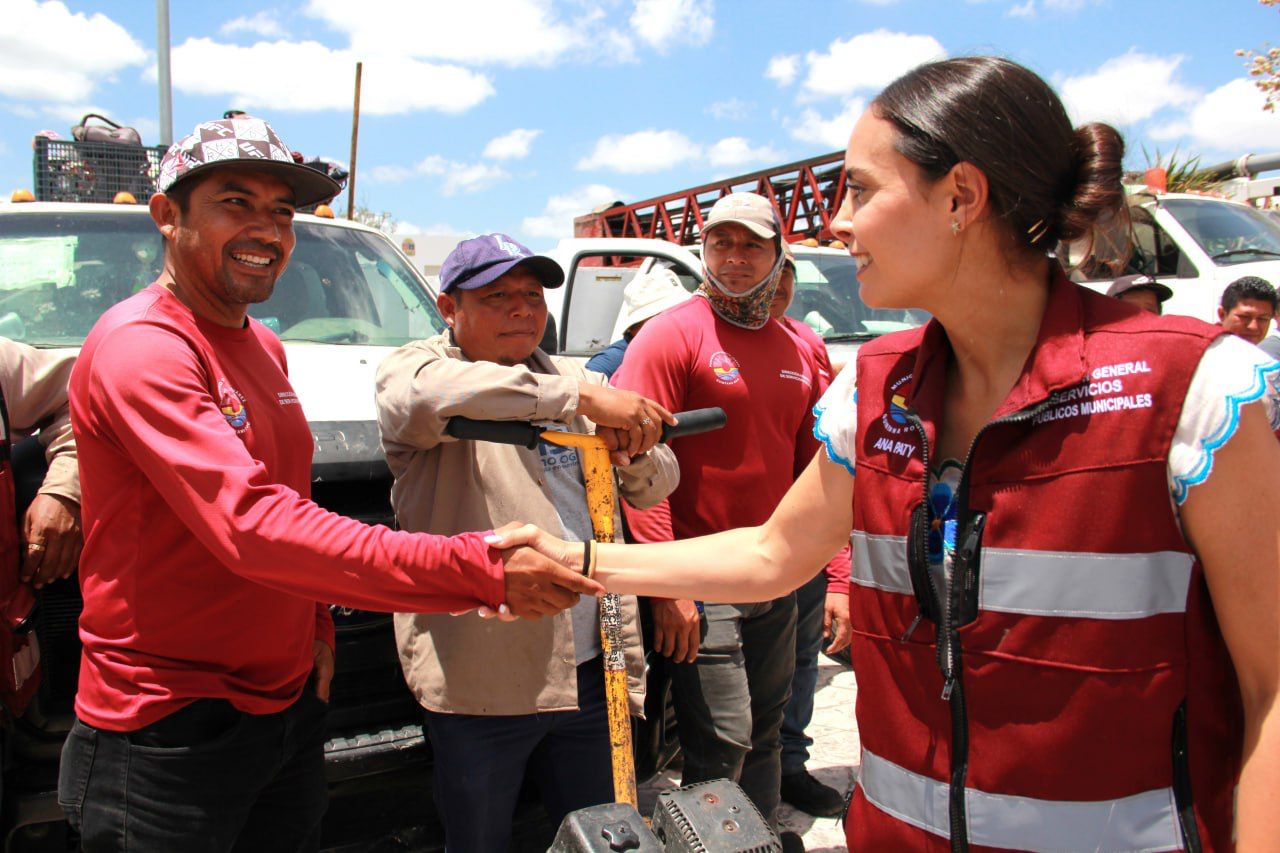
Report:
813,362,857,476
1169,335,1280,504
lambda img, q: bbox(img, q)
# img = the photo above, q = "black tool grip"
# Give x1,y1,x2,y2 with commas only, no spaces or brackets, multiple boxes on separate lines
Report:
660,407,727,443
445,417,543,448
445,408,727,448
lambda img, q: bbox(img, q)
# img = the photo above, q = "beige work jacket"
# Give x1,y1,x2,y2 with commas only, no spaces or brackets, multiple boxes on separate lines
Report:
375,334,679,716
0,337,79,503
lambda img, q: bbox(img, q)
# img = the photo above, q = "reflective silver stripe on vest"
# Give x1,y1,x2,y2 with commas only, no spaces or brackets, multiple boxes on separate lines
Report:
851,532,914,593
859,748,1183,853
850,533,1192,619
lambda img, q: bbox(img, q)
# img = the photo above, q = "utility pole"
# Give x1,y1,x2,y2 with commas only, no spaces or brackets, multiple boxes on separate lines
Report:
347,62,362,220
156,0,173,146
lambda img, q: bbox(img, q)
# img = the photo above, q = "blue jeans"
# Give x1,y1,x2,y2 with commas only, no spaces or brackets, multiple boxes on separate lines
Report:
669,594,797,826
58,691,329,853
781,571,828,775
422,658,613,853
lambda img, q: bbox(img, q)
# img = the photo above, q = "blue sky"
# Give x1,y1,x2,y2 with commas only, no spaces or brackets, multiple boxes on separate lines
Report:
2,0,1278,249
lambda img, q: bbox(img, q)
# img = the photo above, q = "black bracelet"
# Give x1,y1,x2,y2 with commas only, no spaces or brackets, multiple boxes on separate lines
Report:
582,540,592,577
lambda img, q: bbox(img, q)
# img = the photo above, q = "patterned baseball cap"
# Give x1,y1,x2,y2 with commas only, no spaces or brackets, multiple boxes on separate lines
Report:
157,118,341,207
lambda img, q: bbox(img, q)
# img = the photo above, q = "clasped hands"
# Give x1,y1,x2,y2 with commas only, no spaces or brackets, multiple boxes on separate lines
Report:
461,523,587,622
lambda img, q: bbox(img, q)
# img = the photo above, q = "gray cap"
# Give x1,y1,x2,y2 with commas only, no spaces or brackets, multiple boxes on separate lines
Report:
1107,274,1173,303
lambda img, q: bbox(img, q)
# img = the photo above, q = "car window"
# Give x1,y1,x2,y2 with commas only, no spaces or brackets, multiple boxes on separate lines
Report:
253,224,445,345
0,211,445,347
1062,205,1197,281
1161,197,1280,267
787,251,928,340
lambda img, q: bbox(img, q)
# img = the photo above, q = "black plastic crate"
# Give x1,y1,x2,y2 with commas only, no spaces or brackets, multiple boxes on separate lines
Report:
33,136,166,203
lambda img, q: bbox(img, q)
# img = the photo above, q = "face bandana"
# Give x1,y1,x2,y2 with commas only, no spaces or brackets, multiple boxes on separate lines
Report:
696,249,786,330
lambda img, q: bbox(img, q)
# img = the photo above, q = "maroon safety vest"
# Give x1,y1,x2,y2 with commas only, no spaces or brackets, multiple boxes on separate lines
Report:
844,271,1238,851
0,386,40,719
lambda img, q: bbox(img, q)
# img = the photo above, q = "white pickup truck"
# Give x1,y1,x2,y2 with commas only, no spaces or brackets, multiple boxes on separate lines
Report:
1068,190,1280,321
539,238,927,371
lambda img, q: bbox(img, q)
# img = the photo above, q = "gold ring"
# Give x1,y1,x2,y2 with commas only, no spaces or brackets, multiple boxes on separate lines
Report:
27,542,45,552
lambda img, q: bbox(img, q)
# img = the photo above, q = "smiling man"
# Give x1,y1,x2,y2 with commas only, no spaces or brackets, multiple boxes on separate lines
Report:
59,121,597,852
375,234,678,852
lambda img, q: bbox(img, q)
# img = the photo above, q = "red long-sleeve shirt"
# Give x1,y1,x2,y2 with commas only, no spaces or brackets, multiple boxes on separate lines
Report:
69,284,504,731
614,297,849,591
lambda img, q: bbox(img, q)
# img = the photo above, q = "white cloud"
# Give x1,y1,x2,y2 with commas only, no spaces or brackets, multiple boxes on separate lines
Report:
166,38,494,115
800,30,946,100
483,128,542,160
1058,51,1197,126
707,137,783,168
522,183,623,238
366,165,416,183
220,11,287,39
366,154,506,196
304,0,629,67
441,162,508,196
577,129,700,173
707,98,752,121
766,54,800,87
1008,0,1035,16
0,0,146,103
393,220,472,237
1152,78,1280,156
789,98,866,150
629,0,713,50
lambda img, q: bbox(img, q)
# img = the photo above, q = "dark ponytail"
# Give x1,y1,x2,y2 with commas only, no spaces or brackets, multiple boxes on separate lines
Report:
872,56,1126,253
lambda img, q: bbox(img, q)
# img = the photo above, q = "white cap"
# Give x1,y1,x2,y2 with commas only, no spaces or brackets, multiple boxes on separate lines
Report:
611,268,693,341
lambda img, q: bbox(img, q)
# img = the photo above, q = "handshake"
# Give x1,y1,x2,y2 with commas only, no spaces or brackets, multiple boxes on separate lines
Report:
473,523,595,621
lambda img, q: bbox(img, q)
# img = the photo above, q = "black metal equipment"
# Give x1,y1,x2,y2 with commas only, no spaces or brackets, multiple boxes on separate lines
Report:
33,136,166,203
549,779,780,853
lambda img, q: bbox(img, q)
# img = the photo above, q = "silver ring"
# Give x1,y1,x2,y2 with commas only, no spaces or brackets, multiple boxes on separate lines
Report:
27,542,45,552
639,417,654,428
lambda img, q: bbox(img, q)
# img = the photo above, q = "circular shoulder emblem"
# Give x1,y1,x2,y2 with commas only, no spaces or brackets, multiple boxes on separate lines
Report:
217,378,249,430
709,351,741,385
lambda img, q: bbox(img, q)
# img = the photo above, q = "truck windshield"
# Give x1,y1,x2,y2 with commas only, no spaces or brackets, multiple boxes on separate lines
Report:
0,210,445,347
788,251,928,341
1162,198,1280,266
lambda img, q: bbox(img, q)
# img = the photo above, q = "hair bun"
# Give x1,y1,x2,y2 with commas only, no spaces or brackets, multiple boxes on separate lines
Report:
1056,123,1126,245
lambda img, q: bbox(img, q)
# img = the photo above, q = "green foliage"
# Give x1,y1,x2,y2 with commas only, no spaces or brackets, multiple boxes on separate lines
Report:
1140,147,1223,194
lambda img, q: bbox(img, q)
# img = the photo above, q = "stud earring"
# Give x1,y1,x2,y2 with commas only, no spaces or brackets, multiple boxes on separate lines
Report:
950,220,961,235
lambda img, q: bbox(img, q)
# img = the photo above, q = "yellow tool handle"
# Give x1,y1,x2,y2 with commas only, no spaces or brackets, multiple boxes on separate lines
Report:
541,432,638,808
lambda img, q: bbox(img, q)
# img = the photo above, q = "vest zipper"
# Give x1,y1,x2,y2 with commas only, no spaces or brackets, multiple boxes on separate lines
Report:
902,412,939,639
1171,701,1203,852
942,398,1053,852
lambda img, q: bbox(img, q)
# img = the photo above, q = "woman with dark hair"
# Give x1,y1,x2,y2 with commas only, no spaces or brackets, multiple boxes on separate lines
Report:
492,57,1279,851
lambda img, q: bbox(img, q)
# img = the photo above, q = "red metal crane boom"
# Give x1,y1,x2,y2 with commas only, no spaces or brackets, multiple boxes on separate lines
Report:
573,150,846,245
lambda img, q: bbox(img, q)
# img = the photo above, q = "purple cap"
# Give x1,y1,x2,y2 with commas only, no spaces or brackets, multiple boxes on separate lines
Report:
157,118,341,207
439,234,564,294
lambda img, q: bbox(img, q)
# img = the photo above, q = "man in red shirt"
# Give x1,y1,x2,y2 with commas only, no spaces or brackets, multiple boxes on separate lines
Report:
612,193,840,845
58,117,599,853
